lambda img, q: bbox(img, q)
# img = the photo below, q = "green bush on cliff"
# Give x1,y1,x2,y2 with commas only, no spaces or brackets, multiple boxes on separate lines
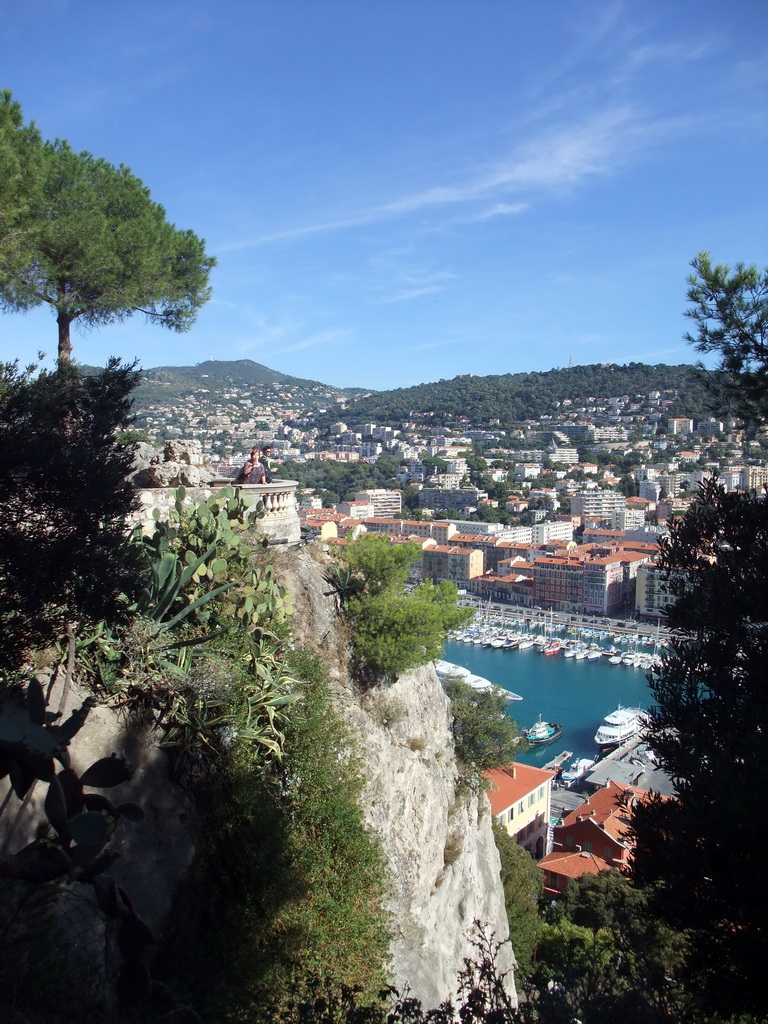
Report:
156,646,391,1020
443,676,522,775
330,534,473,680
491,819,542,976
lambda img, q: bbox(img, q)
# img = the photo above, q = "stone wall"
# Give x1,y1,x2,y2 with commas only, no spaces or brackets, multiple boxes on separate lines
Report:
132,481,301,545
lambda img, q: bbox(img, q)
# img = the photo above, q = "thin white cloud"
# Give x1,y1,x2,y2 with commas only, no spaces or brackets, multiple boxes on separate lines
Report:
215,106,644,253
368,265,456,306
376,284,445,305
401,338,462,353
615,345,690,362
278,329,354,354
458,202,529,223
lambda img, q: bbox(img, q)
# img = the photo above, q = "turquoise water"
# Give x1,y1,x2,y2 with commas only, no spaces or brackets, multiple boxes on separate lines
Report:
442,639,652,768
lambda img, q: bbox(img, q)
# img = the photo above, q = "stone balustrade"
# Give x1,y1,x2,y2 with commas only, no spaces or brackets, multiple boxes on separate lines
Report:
133,479,301,545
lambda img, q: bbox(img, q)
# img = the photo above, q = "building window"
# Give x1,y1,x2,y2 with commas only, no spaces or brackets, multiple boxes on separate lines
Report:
528,793,535,807
584,841,592,853
566,835,574,846
518,801,524,815
538,786,544,800
605,847,612,859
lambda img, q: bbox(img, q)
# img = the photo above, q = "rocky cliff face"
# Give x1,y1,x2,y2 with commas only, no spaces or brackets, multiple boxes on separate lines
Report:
1,542,516,1013
278,547,517,1008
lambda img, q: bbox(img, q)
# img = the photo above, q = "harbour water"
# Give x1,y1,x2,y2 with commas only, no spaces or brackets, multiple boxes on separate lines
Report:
442,638,653,768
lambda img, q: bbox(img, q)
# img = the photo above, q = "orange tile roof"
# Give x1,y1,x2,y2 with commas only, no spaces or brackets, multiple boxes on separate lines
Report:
538,849,612,879
561,782,653,844
485,763,554,815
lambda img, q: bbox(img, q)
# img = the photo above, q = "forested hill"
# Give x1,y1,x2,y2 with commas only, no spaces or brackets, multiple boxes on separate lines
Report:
79,360,366,410
328,362,711,427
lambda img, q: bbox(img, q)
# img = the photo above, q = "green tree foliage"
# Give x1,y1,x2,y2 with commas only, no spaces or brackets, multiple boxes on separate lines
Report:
0,94,214,364
334,534,472,679
283,454,401,504
529,872,688,1023
630,477,768,1019
685,252,768,427
349,581,471,679
442,676,522,775
340,531,420,595
311,363,713,431
0,91,43,282
0,359,145,674
492,819,542,975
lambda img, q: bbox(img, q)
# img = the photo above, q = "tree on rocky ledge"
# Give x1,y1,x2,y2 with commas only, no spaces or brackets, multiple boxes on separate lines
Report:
0,92,215,365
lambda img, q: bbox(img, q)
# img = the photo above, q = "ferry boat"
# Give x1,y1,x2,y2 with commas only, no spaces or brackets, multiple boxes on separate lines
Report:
594,705,647,752
523,715,563,745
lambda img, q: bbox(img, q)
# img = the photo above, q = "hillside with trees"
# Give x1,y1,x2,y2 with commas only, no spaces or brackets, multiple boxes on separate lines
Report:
311,361,712,428
128,358,367,409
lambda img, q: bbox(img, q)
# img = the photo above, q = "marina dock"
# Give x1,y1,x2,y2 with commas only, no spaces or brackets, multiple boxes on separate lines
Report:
543,749,572,772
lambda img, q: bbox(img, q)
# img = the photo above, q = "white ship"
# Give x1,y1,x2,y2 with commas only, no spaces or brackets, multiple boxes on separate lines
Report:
594,705,647,752
434,660,522,702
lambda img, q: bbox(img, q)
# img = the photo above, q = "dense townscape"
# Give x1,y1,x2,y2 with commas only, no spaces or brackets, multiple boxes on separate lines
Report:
134,359,768,621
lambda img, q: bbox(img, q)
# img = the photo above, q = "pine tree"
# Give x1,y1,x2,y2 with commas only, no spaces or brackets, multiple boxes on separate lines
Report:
630,478,768,1017
0,93,214,364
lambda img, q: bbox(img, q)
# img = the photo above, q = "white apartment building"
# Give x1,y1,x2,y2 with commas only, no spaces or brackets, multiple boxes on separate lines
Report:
669,418,694,435
612,508,646,531
514,463,543,481
337,499,374,519
431,473,464,488
419,486,487,512
549,446,580,465
592,425,629,442
530,520,575,545
571,490,627,519
635,563,677,620
639,479,661,501
744,465,768,491
354,489,402,517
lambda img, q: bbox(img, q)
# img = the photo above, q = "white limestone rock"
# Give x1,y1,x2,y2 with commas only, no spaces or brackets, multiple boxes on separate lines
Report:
345,666,517,1009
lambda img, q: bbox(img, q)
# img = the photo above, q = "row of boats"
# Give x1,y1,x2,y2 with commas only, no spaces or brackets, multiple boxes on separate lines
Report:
450,627,662,672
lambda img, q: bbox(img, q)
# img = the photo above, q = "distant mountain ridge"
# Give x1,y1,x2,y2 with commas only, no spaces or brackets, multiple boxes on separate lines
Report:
83,359,370,410
82,358,714,425
140,359,331,389
313,361,713,427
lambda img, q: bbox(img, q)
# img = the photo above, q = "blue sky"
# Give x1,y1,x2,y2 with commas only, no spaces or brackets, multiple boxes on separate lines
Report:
2,0,767,389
